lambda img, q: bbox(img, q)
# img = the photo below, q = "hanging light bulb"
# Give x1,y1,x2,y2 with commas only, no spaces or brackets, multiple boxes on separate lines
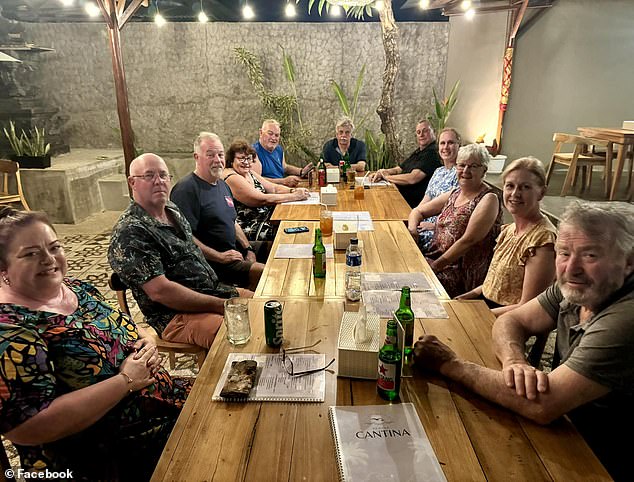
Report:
374,1,384,10
419,0,430,9
198,11,208,22
155,12,166,26
243,4,255,19
84,2,100,17
60,0,74,6
285,3,296,17
461,0,472,11
330,5,342,16
465,7,475,19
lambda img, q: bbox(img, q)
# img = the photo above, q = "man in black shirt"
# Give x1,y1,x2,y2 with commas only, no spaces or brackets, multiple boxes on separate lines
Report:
370,120,441,207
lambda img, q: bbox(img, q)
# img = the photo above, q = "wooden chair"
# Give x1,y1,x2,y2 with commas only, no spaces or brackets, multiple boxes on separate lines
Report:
546,133,610,197
108,273,207,370
0,159,30,211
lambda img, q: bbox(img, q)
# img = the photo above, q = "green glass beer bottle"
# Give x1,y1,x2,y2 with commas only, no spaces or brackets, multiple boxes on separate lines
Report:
343,152,351,176
395,286,415,357
312,228,326,279
377,316,401,401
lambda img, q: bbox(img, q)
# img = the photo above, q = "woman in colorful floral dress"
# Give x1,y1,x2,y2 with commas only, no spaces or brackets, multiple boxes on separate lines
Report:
412,144,503,297
0,207,191,481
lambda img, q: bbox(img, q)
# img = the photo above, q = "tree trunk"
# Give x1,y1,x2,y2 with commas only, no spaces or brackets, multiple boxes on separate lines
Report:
377,0,403,163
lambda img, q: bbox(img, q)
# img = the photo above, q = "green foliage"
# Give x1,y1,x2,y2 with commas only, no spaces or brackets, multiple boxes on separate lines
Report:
364,129,393,172
3,121,50,157
297,0,373,19
234,46,317,163
426,80,460,132
329,64,370,130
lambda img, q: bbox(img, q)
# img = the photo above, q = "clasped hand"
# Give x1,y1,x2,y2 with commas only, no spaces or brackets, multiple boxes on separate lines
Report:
119,338,161,392
412,335,457,372
502,361,549,400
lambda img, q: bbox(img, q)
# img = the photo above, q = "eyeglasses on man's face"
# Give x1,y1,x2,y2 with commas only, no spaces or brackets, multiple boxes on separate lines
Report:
280,339,335,377
131,171,173,182
456,163,483,171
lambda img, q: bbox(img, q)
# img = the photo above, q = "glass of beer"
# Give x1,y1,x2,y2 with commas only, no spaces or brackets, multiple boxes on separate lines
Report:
346,169,356,186
354,184,365,200
320,208,333,237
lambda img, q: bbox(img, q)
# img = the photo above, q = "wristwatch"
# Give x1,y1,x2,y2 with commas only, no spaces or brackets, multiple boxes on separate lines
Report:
244,245,255,252
289,188,296,193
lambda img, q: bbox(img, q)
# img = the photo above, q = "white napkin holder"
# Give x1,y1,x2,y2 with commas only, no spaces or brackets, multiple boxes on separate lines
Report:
326,167,340,184
333,220,358,250
337,310,380,379
320,185,337,205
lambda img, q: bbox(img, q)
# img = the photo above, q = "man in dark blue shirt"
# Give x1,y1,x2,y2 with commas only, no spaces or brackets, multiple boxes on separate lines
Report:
322,116,366,172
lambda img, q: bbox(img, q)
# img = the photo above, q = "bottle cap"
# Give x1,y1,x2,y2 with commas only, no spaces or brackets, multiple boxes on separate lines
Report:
350,238,359,245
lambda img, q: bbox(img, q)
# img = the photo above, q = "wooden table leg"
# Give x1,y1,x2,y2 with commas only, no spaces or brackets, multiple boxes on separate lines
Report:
604,142,613,198
609,144,626,200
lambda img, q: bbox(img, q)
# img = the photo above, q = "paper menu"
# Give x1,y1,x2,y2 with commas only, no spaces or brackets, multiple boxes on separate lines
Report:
274,243,335,259
212,352,327,402
362,290,448,319
332,211,374,231
282,192,321,205
360,272,432,292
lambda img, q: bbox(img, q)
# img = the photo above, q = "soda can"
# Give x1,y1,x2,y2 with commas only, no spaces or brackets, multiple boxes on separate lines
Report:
264,300,283,347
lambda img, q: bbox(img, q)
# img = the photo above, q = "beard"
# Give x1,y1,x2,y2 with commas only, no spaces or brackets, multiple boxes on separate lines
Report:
209,166,224,178
558,276,622,309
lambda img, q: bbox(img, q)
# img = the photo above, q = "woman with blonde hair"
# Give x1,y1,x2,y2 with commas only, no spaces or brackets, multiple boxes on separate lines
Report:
457,156,557,316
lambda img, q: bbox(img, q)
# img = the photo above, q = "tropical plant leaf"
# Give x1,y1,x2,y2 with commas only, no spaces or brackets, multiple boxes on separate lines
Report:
351,63,366,122
330,80,351,117
282,48,295,84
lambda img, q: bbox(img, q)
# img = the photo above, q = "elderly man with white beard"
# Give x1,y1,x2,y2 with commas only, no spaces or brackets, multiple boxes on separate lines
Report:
414,200,634,481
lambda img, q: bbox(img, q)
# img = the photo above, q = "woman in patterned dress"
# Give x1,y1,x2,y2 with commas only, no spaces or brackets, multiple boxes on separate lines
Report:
0,207,191,481
407,128,461,250
223,139,309,241
456,157,557,316
413,143,503,297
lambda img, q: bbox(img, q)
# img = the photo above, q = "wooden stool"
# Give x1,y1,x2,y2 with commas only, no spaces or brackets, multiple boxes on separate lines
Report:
108,273,207,370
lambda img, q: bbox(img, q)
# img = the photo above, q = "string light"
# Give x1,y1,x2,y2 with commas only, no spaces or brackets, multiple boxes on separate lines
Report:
84,2,100,17
330,5,342,16
59,0,73,6
285,3,296,17
461,0,472,10
374,1,384,11
243,4,255,19
419,0,430,9
155,12,166,26
465,7,475,19
198,0,208,23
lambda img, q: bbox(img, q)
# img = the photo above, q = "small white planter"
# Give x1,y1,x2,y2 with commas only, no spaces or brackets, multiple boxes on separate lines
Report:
488,155,507,174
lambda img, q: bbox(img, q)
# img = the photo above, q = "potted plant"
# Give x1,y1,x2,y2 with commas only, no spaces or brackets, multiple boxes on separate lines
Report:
426,80,460,133
3,121,51,168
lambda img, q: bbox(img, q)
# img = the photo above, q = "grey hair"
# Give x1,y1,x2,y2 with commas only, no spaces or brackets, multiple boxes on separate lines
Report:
457,143,490,167
559,201,634,259
194,132,222,153
261,119,280,129
336,116,354,131
502,156,546,187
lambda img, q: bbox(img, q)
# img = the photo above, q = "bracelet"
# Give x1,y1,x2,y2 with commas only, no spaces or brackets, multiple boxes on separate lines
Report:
120,371,134,393
245,245,254,252
289,188,296,193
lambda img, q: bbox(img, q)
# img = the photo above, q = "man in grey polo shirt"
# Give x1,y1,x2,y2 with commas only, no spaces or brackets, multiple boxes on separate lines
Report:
414,200,634,480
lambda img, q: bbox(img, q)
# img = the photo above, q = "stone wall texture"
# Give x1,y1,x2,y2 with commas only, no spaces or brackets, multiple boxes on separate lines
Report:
22,21,449,163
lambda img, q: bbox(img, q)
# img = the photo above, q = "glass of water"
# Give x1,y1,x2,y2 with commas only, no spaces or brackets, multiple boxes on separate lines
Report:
224,298,251,345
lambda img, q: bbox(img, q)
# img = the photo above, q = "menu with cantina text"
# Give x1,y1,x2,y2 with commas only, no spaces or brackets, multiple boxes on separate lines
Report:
329,403,446,482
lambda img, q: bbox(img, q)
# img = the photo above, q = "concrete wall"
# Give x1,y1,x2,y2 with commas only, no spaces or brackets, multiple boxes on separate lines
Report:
445,12,507,146
444,0,634,166
22,21,449,162
502,0,634,164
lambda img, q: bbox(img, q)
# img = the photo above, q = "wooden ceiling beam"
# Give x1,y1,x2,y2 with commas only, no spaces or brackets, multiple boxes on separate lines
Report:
119,0,146,29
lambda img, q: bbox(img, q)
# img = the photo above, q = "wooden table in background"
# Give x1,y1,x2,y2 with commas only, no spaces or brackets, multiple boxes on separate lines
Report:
152,300,610,482
578,127,634,200
254,220,448,301
271,185,412,222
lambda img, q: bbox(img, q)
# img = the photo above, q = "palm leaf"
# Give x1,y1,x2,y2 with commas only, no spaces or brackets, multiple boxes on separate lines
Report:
351,63,366,122
282,48,295,83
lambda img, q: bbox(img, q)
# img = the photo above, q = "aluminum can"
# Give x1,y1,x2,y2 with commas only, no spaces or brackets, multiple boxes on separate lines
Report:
264,300,283,347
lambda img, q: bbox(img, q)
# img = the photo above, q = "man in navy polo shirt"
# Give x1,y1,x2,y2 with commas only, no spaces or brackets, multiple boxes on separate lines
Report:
322,116,366,172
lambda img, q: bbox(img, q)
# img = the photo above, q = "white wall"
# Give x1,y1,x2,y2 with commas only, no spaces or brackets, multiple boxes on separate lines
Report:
445,0,634,167
444,12,508,146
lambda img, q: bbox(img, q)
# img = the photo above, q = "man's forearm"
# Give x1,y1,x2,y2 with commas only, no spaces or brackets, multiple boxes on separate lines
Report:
285,163,302,176
146,279,226,314
440,359,553,424
193,237,224,263
492,315,533,366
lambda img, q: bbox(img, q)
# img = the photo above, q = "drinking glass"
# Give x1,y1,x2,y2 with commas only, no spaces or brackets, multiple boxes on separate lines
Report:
224,298,251,345
320,209,333,237
346,170,356,186
354,185,365,200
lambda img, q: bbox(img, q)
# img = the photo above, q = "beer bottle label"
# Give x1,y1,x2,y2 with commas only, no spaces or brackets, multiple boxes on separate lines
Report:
377,360,397,390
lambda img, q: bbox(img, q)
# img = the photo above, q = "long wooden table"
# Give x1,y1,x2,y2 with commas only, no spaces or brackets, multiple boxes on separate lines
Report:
271,185,412,222
152,299,610,481
578,126,634,200
254,220,448,301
